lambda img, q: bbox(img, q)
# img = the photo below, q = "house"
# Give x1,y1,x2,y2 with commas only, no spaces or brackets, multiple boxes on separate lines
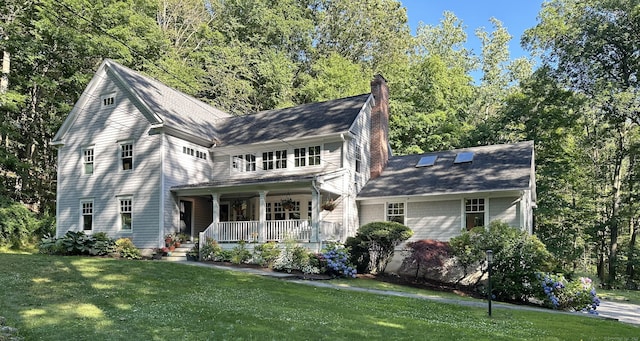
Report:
51,59,535,254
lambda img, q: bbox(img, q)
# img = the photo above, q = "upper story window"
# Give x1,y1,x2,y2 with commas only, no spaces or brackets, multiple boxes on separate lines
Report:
101,93,116,107
263,152,274,170
119,197,132,231
120,143,133,170
83,148,94,175
294,146,321,167
81,200,93,231
233,154,256,172
386,202,405,224
294,148,306,167
465,198,485,230
275,150,287,169
308,146,321,166
183,146,207,160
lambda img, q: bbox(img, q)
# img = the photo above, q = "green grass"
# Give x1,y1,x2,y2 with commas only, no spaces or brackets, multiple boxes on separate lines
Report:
598,288,640,305
0,253,637,340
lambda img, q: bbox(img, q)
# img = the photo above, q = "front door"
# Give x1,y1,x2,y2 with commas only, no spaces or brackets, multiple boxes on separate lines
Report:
180,200,193,237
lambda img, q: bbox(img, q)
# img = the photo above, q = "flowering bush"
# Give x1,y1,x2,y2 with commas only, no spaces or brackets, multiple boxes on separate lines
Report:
535,273,600,313
273,239,320,274
321,243,357,278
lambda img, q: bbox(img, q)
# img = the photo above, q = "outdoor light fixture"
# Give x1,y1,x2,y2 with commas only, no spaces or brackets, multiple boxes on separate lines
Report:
486,249,493,317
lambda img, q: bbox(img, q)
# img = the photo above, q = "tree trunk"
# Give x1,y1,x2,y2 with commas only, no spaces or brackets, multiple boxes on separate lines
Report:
607,132,626,287
627,218,638,289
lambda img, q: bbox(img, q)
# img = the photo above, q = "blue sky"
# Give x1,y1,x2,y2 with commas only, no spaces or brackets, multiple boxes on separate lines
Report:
400,0,545,60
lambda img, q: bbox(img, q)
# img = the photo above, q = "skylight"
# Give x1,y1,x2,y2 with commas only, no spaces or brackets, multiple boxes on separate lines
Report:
416,155,437,167
454,151,474,164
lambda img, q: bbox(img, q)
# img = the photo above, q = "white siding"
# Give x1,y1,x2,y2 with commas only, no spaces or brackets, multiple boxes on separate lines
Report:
56,75,162,248
162,134,214,237
489,197,519,227
406,200,461,241
350,99,372,194
358,203,385,225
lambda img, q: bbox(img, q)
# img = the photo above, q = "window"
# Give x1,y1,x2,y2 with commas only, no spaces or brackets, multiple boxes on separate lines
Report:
233,154,256,172
308,146,321,166
121,143,133,170
83,148,94,175
263,152,274,170
308,201,312,219
287,201,301,219
294,148,306,167
273,202,285,220
275,150,287,169
465,198,485,230
184,146,207,160
81,200,93,231
386,202,405,224
119,198,132,230
266,202,272,221
355,145,362,173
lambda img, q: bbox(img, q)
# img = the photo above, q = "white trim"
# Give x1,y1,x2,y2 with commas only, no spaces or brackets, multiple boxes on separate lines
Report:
117,195,134,232
159,132,165,246
385,200,406,225
356,189,526,202
80,198,94,232
118,140,134,171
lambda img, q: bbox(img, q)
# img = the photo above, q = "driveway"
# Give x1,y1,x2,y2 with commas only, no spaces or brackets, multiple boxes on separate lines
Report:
597,300,640,325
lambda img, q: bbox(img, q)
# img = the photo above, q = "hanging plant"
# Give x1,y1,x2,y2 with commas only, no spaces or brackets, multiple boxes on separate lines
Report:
321,199,337,212
281,198,296,211
232,199,244,214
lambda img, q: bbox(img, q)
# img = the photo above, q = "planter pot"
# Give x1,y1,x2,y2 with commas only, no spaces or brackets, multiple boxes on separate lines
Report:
169,245,176,251
186,254,198,261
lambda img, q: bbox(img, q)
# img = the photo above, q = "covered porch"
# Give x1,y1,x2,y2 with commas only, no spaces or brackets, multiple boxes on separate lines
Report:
170,174,346,248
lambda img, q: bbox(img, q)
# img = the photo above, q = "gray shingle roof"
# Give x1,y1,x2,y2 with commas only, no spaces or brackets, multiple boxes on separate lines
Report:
357,141,534,198
105,59,230,141
214,94,371,146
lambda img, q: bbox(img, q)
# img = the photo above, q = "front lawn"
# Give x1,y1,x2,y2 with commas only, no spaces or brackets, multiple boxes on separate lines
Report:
0,253,637,340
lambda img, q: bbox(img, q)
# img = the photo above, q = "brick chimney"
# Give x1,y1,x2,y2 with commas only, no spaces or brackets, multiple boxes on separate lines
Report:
369,74,390,179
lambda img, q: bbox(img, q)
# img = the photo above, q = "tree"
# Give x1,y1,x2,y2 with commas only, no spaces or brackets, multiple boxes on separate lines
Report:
524,0,640,286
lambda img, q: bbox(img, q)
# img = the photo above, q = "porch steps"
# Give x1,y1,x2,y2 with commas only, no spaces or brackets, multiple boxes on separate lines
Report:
162,242,195,262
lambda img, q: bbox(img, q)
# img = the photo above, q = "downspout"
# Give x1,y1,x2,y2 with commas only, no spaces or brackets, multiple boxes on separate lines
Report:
158,131,165,247
312,177,321,252
340,133,350,241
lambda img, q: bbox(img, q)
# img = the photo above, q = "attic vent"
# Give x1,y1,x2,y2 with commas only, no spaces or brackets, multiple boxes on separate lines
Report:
416,155,437,167
454,151,474,164
101,93,116,107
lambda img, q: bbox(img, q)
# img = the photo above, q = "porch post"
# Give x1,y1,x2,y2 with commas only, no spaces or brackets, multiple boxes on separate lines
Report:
258,190,268,243
311,186,320,243
211,193,220,241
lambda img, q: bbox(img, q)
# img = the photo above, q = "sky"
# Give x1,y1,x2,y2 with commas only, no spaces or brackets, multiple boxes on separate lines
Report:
400,0,545,61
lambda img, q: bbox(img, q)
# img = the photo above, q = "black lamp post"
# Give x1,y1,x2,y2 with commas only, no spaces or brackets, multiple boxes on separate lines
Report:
486,249,493,317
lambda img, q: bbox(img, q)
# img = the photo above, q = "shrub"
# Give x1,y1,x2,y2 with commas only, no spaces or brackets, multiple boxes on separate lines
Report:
230,240,251,264
535,273,600,313
449,221,554,302
349,221,413,274
345,235,370,273
273,238,319,274
59,231,95,255
402,240,452,280
91,232,117,256
321,242,356,278
0,197,39,249
253,241,280,268
201,238,223,261
115,238,141,259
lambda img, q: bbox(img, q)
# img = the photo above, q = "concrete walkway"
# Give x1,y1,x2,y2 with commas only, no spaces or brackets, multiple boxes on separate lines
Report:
175,260,640,325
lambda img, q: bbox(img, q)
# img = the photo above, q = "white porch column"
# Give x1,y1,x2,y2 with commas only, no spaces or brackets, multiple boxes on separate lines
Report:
258,191,268,243
211,193,220,241
311,185,321,243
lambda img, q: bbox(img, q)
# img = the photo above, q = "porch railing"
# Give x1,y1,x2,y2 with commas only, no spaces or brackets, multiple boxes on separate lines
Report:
200,220,324,244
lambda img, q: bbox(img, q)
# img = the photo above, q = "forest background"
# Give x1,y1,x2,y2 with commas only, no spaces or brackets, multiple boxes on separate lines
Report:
1,0,638,288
